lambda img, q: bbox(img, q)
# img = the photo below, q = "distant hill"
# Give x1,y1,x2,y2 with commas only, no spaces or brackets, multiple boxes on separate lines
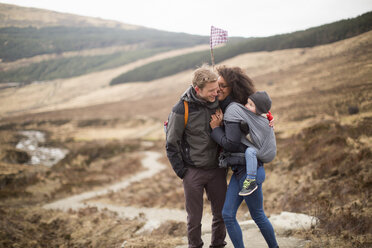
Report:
0,3,371,86
0,3,218,84
110,11,372,85
0,26,209,62
0,3,140,29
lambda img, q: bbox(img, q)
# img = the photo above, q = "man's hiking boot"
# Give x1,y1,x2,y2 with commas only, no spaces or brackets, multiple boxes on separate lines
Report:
239,179,258,196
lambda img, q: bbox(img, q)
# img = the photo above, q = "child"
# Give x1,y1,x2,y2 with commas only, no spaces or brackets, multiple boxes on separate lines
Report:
239,91,276,196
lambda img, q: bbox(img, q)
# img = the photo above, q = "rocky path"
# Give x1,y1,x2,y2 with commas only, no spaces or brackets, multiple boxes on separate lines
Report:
44,151,310,247
175,229,308,248
43,151,188,232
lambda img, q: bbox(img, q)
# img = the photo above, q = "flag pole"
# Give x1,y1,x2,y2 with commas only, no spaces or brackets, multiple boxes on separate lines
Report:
210,25,227,69
210,47,215,68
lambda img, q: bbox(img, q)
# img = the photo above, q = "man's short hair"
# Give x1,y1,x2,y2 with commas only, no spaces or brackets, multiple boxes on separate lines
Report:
192,64,218,89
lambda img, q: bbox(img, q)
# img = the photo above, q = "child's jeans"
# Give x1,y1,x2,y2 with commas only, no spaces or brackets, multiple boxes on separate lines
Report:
245,147,258,179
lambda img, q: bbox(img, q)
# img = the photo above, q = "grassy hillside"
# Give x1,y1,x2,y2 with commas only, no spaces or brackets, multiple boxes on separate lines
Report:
0,26,209,62
110,11,372,85
1,3,371,248
0,3,139,29
0,30,370,247
0,48,169,83
0,3,211,84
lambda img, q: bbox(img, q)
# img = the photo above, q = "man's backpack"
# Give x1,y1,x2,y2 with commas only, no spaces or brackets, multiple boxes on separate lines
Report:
164,101,188,133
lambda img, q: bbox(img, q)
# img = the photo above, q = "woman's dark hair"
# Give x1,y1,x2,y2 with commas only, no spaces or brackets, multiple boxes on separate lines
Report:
216,66,256,104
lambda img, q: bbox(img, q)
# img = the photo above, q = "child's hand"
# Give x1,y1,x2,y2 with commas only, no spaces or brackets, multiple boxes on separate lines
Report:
266,111,273,121
267,111,275,129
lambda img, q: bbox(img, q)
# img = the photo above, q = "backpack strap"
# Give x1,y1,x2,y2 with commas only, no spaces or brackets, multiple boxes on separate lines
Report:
164,100,189,134
183,100,189,128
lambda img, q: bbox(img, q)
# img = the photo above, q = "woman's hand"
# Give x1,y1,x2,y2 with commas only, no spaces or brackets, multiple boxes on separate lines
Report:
215,109,223,120
210,109,223,129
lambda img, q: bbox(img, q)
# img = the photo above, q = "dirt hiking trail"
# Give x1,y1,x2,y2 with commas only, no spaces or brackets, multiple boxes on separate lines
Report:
44,151,308,247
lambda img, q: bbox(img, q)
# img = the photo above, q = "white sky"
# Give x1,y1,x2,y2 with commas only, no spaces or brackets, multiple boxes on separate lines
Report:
1,0,372,37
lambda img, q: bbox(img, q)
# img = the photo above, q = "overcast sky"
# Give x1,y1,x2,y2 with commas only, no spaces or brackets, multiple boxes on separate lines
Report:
1,0,371,37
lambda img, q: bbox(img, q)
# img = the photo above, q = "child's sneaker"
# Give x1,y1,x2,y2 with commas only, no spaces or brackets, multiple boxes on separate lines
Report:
239,179,258,196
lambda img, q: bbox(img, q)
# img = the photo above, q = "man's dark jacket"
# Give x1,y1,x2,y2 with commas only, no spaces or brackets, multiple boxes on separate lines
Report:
166,86,219,179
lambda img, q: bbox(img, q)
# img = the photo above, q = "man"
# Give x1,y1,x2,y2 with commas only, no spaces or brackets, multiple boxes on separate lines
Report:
166,65,227,248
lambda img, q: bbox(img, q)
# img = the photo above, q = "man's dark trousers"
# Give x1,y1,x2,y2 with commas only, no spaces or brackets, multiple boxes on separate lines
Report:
183,167,227,248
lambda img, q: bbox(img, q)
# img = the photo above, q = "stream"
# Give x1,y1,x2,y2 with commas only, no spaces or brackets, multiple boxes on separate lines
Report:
16,130,69,167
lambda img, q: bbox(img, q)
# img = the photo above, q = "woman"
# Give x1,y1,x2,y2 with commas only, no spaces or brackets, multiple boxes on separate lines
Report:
210,66,279,248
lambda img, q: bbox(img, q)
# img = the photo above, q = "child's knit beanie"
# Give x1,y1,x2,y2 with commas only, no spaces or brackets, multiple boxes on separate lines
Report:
249,91,272,115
